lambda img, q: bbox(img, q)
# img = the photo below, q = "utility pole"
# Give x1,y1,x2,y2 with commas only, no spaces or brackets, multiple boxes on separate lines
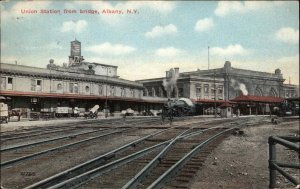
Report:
105,68,109,118
208,46,210,70
214,70,217,118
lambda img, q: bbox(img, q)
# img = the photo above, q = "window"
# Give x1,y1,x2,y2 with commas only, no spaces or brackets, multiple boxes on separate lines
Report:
143,89,148,96
110,86,115,96
8,78,13,84
218,86,223,94
57,83,62,91
148,88,153,96
85,86,90,93
99,85,103,95
130,89,135,97
69,82,78,93
7,77,13,90
178,88,183,97
211,87,215,95
1,77,6,90
31,79,42,91
121,87,125,97
159,87,163,97
196,85,202,97
204,84,209,93
36,80,42,91
152,88,156,97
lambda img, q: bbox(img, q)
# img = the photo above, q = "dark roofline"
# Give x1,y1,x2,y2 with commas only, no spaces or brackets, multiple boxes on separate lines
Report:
0,63,143,88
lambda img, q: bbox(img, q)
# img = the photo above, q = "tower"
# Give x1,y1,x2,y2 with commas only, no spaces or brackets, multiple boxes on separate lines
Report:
69,39,84,66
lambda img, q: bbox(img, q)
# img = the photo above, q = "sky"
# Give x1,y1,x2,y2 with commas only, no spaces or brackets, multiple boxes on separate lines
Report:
1,1,299,85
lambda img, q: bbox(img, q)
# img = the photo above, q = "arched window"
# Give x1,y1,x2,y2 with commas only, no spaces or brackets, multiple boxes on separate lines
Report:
85,86,90,93
57,83,62,91
143,88,148,96
152,87,156,97
255,87,263,96
269,88,278,97
159,87,163,97
121,87,125,97
99,85,103,95
110,86,115,96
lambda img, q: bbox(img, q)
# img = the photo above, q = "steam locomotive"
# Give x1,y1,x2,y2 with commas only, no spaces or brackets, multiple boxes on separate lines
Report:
162,98,196,120
278,97,299,116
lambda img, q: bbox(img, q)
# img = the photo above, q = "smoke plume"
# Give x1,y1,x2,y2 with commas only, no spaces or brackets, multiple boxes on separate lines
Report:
163,68,179,98
230,79,248,95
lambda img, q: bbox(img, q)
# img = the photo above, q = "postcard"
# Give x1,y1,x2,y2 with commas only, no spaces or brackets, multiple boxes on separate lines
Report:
1,1,299,189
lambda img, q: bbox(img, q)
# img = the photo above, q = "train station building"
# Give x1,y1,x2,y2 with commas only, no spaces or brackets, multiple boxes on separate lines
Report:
138,61,299,115
0,40,299,118
0,40,164,118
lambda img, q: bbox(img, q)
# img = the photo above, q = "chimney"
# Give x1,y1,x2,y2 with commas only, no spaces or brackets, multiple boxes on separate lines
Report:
174,67,179,77
166,71,170,78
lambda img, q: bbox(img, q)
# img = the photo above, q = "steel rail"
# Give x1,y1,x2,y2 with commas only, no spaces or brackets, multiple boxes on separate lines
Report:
0,127,79,142
122,126,220,189
0,126,78,138
24,120,216,189
122,128,193,189
1,117,161,144
0,116,158,137
47,126,221,189
1,117,162,153
0,128,108,152
47,141,169,189
24,128,172,189
1,128,129,168
148,127,235,189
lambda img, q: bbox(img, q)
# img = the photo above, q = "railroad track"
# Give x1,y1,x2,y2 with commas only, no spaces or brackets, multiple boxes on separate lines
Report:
1,117,166,156
21,125,204,188
0,128,131,168
0,118,173,188
1,116,262,189
23,124,231,189
0,117,162,145
76,127,232,189
1,117,165,168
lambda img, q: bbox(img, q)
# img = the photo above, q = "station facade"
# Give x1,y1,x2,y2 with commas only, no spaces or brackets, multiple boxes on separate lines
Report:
139,61,299,101
138,61,299,115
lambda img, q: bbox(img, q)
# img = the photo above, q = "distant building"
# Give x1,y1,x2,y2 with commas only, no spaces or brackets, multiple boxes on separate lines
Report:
139,61,299,101
138,61,299,115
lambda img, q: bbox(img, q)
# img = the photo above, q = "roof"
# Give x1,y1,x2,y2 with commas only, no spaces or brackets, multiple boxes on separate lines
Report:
219,102,232,107
0,63,142,88
232,95,284,103
192,99,229,104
